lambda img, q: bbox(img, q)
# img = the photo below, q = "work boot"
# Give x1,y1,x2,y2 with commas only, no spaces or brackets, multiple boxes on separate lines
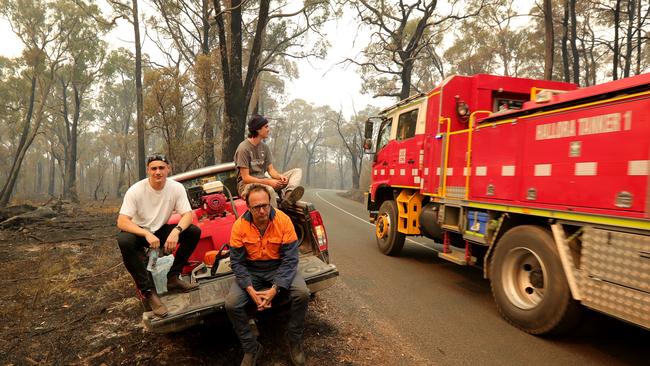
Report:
280,186,304,209
240,342,263,366
287,337,305,366
167,275,199,293
144,291,168,318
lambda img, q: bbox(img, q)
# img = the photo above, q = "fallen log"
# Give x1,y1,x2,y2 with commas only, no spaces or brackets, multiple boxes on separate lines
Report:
0,207,57,229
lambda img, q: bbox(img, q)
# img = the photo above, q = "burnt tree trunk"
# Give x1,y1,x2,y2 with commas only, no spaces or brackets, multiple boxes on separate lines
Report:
133,0,146,179
116,107,131,198
36,160,43,194
61,81,80,203
636,0,642,75
201,0,215,166
337,152,345,190
399,58,414,100
569,0,580,84
214,0,270,163
624,0,635,77
543,0,554,80
561,1,570,83
613,0,621,80
48,151,56,196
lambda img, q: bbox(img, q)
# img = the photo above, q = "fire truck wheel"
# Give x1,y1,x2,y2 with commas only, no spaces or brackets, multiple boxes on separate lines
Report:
376,200,405,256
490,225,581,335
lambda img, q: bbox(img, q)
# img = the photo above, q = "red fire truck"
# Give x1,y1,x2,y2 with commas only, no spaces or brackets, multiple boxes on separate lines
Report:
363,73,650,334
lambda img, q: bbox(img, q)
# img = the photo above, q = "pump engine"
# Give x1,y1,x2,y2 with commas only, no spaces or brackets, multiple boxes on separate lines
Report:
202,193,228,217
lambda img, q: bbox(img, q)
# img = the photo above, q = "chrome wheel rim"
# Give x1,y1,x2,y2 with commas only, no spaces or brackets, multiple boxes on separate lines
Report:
501,247,546,310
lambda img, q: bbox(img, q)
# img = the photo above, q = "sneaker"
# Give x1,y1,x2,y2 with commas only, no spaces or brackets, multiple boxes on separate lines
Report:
240,342,263,366
144,291,168,318
167,275,199,293
287,338,305,366
281,186,304,209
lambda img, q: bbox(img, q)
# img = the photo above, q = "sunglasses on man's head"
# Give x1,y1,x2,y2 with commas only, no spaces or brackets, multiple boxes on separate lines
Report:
146,154,169,165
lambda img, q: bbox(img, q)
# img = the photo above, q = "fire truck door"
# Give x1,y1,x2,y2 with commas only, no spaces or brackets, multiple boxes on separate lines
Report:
391,108,423,188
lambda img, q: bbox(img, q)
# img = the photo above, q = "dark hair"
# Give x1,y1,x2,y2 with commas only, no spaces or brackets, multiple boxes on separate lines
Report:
146,153,169,166
247,115,268,138
244,184,272,205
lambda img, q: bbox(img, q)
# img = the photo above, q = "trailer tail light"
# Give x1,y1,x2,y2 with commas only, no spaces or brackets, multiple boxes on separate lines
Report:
309,210,329,252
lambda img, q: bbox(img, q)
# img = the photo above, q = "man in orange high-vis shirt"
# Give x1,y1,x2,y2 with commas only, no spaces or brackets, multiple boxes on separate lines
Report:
225,184,309,366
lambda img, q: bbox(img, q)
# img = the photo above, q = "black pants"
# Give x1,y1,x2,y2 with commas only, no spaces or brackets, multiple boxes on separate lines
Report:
117,224,200,294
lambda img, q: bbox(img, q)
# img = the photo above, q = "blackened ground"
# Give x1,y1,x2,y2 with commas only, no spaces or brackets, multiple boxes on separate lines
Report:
0,201,423,366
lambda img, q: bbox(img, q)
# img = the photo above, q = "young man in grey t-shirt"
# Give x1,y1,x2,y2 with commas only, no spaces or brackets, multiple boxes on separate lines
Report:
234,115,304,209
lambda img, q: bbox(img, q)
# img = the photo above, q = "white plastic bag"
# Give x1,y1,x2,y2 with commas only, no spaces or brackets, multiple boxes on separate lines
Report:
150,254,174,294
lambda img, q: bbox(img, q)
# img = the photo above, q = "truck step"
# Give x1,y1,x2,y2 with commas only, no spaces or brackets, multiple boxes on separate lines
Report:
438,249,477,266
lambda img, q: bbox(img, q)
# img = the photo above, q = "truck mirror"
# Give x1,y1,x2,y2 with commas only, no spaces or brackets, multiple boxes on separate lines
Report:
363,138,373,151
364,120,373,139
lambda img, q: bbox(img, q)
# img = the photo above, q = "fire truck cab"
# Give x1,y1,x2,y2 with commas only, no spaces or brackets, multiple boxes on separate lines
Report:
364,73,650,335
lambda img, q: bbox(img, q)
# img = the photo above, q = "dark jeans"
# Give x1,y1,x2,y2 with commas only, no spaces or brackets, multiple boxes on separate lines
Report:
225,270,310,353
117,224,200,294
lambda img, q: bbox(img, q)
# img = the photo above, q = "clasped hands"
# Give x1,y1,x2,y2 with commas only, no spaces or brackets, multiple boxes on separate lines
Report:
266,175,288,190
247,286,278,311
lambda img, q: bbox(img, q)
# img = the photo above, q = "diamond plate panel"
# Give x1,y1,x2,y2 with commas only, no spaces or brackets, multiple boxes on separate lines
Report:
581,228,650,329
446,186,466,199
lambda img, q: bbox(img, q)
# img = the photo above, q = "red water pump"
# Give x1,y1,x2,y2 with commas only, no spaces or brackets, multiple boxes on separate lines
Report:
202,193,228,217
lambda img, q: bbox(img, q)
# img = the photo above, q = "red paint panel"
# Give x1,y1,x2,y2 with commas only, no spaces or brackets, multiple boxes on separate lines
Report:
422,135,443,195
372,136,394,191
521,97,650,212
373,135,425,189
445,133,468,192
423,94,442,194
470,122,523,201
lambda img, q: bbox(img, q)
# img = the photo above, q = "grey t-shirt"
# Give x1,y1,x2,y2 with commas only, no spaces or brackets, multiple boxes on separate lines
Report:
234,139,273,195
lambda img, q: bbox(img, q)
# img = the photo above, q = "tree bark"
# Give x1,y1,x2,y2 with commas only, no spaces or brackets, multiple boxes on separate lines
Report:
116,105,131,197
48,151,55,196
133,0,146,179
214,0,296,162
36,160,43,194
336,152,345,190
543,0,554,80
61,81,80,203
399,60,414,100
561,0,570,82
349,134,361,190
569,0,580,84
624,0,635,77
636,0,642,75
613,0,621,80
202,0,215,166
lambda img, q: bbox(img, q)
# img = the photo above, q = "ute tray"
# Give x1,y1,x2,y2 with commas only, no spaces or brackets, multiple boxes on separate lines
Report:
143,255,338,333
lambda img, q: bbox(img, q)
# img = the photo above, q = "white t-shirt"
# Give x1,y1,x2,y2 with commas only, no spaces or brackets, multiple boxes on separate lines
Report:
119,178,192,232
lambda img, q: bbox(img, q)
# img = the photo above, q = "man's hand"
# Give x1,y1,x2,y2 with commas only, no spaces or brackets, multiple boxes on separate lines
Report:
145,232,160,249
164,229,179,254
278,174,288,184
265,178,285,190
257,287,277,310
246,286,264,309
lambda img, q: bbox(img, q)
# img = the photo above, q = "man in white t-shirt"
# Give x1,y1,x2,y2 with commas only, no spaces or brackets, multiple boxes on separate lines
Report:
117,154,200,318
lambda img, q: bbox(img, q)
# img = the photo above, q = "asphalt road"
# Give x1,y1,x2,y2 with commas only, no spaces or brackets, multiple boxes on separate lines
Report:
306,189,649,366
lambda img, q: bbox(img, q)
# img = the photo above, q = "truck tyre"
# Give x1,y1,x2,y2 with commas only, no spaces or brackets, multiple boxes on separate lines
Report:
490,225,581,335
376,200,405,256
